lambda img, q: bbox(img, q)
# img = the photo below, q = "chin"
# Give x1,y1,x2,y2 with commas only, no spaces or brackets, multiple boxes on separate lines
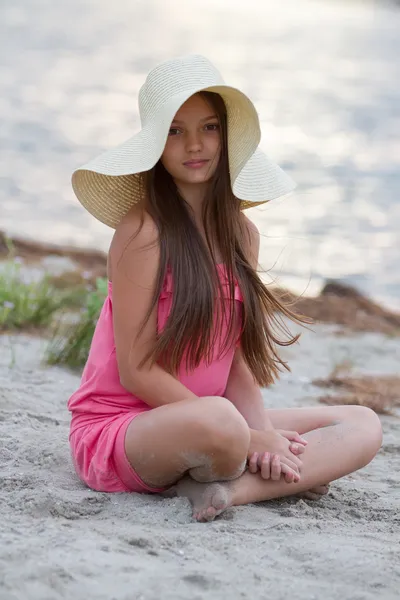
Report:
185,170,215,184
189,175,212,185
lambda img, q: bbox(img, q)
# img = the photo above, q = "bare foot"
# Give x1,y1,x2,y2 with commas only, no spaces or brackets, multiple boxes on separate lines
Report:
176,476,233,522
297,484,330,501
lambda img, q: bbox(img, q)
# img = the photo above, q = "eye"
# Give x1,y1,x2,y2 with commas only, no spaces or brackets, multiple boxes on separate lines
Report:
168,127,181,136
204,123,219,132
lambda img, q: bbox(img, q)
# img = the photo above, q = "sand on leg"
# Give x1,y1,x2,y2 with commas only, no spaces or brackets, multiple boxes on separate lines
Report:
124,396,250,492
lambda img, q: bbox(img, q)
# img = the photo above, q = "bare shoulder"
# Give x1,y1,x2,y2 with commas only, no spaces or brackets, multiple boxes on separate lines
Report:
108,207,159,281
240,214,260,268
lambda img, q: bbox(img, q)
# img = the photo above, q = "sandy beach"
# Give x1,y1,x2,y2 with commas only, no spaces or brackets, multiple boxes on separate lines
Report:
1,0,399,597
1,324,399,600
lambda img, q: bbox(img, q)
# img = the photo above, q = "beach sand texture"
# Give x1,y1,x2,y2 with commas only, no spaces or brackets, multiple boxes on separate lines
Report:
1,0,400,596
1,326,399,600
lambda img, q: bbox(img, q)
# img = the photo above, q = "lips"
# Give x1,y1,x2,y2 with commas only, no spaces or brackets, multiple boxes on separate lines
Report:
183,159,209,167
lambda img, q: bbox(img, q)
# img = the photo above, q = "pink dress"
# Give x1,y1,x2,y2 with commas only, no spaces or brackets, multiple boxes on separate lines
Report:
68,264,243,493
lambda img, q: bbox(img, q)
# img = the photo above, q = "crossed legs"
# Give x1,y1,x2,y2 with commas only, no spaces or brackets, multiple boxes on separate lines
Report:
124,398,382,521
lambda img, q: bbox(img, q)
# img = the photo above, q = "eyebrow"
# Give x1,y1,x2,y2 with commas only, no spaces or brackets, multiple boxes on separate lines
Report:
171,114,218,124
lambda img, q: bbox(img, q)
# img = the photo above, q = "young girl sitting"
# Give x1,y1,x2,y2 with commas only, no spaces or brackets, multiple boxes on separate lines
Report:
68,55,382,522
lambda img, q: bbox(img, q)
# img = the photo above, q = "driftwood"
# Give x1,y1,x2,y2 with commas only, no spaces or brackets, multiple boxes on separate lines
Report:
291,281,400,336
313,366,400,415
0,231,107,279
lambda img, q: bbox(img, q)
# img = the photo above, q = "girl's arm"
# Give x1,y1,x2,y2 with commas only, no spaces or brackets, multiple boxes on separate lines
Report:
110,211,198,408
224,346,274,431
223,214,274,430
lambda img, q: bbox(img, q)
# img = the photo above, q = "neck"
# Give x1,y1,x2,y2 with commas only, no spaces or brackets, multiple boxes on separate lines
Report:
176,181,222,262
175,181,209,222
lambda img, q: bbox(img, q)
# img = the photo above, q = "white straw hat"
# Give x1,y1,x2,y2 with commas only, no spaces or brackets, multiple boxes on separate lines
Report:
72,54,295,228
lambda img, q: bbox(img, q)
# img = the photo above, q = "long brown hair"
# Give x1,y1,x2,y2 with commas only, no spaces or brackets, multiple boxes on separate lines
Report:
133,91,306,386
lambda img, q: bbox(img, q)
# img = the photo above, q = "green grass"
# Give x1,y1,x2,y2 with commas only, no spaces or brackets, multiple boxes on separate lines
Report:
45,277,108,370
0,246,107,370
0,259,85,331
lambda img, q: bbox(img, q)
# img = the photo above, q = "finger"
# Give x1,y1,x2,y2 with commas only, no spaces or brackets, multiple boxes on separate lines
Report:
260,452,271,480
287,453,303,470
284,469,295,483
281,462,300,483
289,431,308,445
280,463,295,483
271,454,281,481
294,433,308,446
248,453,259,474
283,430,308,445
290,443,306,456
284,456,302,474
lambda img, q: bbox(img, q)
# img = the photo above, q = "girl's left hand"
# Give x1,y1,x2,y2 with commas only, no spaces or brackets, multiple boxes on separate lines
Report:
248,430,307,482
276,430,308,456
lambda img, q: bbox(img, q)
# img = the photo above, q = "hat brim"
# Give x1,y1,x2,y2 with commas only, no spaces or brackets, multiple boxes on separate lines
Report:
233,148,296,204
72,85,295,228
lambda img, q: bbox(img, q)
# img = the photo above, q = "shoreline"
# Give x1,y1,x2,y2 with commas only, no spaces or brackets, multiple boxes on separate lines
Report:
1,230,399,337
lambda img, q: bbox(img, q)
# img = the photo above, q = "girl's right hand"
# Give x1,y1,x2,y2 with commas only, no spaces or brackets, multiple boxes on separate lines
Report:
247,429,303,483
248,452,298,483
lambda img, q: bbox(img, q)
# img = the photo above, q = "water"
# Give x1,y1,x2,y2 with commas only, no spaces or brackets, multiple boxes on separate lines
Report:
1,0,399,308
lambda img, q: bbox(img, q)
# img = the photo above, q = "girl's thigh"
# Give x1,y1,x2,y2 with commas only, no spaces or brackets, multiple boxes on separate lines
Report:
124,396,249,489
266,405,378,435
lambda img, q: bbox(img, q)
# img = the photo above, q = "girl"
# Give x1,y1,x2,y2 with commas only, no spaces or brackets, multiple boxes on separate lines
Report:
68,55,382,522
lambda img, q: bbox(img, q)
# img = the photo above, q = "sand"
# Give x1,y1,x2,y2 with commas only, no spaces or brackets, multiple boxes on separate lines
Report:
0,324,399,600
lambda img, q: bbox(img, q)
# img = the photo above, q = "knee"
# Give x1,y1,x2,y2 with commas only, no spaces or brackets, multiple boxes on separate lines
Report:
362,406,383,452
348,405,383,455
200,396,250,460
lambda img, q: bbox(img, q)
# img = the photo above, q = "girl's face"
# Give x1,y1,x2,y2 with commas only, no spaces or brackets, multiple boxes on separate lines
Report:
160,94,221,187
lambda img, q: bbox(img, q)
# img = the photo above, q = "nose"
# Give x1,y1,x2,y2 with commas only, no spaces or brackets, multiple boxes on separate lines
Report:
185,130,203,153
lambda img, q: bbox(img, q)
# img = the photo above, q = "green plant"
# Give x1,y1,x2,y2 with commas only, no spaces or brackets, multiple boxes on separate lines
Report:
45,277,108,370
0,259,84,331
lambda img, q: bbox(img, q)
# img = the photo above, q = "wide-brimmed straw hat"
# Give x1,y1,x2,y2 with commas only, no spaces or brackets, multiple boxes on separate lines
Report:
72,54,295,228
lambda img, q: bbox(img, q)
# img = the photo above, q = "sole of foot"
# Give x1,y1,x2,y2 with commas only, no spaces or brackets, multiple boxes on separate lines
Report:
176,477,232,522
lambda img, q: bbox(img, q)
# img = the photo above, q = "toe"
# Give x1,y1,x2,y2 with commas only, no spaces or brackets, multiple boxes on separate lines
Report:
199,508,215,523
300,483,330,501
302,491,321,501
313,484,330,495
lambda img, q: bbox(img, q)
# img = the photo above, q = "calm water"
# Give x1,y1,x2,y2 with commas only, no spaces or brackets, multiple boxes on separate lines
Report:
1,0,399,308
